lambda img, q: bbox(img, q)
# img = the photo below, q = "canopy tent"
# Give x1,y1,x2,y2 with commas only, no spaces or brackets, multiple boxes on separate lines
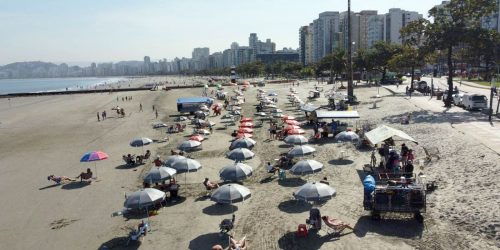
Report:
312,110,360,119
364,125,418,145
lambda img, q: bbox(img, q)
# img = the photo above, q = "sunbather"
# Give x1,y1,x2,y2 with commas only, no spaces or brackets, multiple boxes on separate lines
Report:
203,178,219,189
47,175,75,184
229,235,247,250
321,216,355,232
76,168,93,182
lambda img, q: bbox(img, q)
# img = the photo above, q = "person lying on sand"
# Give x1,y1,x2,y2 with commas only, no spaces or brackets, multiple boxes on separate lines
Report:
203,178,219,190
229,235,247,250
47,175,75,184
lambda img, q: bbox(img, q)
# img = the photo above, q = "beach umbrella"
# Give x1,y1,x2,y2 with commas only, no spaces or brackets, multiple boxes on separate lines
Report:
124,188,166,210
293,182,336,202
170,158,202,173
219,163,253,181
235,133,253,139
130,137,153,147
335,131,360,142
290,160,323,175
164,155,186,167
226,148,255,161
273,113,284,118
189,134,205,142
240,117,253,122
222,114,234,119
284,135,309,145
285,125,301,131
178,140,202,151
211,184,251,204
285,120,300,125
255,112,267,117
230,137,256,150
288,128,306,135
239,122,254,127
143,167,177,183
237,127,253,134
282,115,295,121
271,109,283,113
264,104,277,108
287,145,316,158
80,151,108,178
197,129,211,135
268,92,278,96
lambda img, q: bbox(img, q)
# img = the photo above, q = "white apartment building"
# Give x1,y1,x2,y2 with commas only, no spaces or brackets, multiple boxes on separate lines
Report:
385,8,423,44
313,11,340,63
367,15,385,48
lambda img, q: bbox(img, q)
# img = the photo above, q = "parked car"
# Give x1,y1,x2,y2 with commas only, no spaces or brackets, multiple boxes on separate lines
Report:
462,94,488,110
412,81,427,91
452,93,464,106
442,89,460,103
380,78,402,85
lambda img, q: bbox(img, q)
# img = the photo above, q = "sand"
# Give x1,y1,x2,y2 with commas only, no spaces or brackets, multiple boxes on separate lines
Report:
0,76,498,250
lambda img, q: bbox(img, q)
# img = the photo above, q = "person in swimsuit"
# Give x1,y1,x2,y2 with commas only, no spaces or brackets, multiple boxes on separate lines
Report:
47,175,75,184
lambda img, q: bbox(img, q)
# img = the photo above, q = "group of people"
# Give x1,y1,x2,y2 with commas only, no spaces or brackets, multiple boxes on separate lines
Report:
118,96,133,102
268,123,289,140
378,142,415,178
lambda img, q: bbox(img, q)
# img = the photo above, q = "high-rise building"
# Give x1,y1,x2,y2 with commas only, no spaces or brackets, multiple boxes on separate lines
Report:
358,11,378,50
367,15,385,48
299,26,308,65
312,11,340,63
384,8,423,44
305,23,314,65
249,33,258,60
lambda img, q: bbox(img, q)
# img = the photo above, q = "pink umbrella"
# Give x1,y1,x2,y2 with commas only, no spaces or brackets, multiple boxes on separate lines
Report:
238,128,253,133
189,134,205,142
236,133,253,139
239,122,254,128
282,115,296,121
288,128,306,135
285,120,300,125
80,151,109,178
285,125,301,131
240,117,253,122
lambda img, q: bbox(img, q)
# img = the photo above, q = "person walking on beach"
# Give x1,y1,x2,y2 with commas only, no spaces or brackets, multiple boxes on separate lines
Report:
155,109,158,119
139,103,143,112
152,105,155,111
97,112,100,122
102,111,106,120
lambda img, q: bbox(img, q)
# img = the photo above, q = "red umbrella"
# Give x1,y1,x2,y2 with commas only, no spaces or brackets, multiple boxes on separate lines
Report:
285,125,301,131
240,117,253,122
189,134,205,142
236,133,253,139
238,128,253,133
239,122,254,127
285,120,300,125
288,128,306,135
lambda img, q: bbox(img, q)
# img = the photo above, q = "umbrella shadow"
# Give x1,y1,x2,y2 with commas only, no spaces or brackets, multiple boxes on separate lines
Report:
164,196,187,206
99,236,141,250
189,232,229,250
115,164,142,170
278,144,292,148
202,204,239,216
278,177,307,187
277,199,312,214
39,184,60,190
353,216,424,239
61,181,91,190
259,175,277,184
328,159,354,166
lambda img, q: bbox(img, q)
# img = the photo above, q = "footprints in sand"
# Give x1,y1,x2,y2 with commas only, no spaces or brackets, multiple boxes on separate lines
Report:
50,218,79,230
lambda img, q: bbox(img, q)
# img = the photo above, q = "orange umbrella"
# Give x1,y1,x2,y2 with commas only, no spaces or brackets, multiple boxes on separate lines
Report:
288,128,306,135
240,117,253,122
238,127,253,133
189,134,205,142
285,120,300,125
239,122,254,127
236,133,253,139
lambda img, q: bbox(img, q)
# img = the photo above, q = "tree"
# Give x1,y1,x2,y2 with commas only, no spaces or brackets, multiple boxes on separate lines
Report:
366,41,402,81
315,49,347,84
423,0,498,107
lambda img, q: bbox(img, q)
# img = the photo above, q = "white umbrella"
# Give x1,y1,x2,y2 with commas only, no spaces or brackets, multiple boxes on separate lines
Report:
164,155,186,167
287,145,316,158
211,184,251,204
143,167,177,183
197,129,211,135
130,137,153,147
230,138,256,150
335,131,360,142
226,148,255,161
293,182,336,202
124,188,166,210
170,158,202,173
255,112,268,117
178,140,202,151
271,109,283,113
284,135,309,145
290,160,323,175
219,163,253,181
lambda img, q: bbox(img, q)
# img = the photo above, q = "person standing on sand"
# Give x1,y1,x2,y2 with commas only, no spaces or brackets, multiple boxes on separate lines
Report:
102,111,106,120
155,109,158,119
152,105,155,111
139,103,143,112
97,112,100,122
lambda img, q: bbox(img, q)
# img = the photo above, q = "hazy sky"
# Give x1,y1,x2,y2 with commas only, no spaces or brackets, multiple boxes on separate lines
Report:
0,0,444,66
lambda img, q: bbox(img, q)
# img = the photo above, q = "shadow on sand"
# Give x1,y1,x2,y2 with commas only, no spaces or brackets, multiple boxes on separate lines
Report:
277,200,312,214
278,177,306,187
353,216,424,239
99,236,141,250
202,204,239,216
61,181,91,190
115,164,143,170
328,159,354,166
39,184,60,190
189,232,229,250
277,231,344,250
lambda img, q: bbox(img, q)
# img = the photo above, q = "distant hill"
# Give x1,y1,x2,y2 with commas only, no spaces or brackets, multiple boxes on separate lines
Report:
1,61,58,71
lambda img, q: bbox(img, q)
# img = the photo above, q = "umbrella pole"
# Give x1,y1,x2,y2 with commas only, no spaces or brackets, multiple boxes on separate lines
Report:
94,162,98,179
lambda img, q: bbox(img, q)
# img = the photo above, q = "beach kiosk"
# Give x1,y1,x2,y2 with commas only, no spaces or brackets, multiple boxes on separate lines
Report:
176,97,214,114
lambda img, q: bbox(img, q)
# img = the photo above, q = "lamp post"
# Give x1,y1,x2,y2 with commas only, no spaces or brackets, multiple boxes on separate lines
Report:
347,0,354,103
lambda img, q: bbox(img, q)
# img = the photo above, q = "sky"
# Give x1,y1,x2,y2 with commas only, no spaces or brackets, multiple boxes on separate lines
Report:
0,0,445,66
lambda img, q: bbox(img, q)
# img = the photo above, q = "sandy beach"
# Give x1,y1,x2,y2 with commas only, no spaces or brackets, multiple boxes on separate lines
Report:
0,76,498,250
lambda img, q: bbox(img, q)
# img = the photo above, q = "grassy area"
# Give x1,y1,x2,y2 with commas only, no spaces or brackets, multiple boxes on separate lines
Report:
468,79,499,87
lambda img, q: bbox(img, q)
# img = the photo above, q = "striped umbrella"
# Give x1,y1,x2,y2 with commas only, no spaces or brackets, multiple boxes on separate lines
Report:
80,151,108,178
219,163,253,181
230,138,256,150
237,127,253,134
290,160,323,175
240,117,253,122
288,128,306,135
239,122,254,128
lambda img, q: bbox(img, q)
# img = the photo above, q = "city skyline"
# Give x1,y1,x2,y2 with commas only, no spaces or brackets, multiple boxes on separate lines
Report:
0,0,445,66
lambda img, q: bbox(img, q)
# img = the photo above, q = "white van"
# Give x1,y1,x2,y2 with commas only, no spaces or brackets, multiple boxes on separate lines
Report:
452,93,464,106
462,94,487,110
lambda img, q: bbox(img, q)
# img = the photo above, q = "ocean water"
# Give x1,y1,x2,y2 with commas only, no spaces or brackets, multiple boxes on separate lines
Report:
0,77,126,94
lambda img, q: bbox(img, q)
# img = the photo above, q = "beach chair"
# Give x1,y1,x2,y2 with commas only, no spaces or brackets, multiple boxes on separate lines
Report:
321,216,354,236
126,221,150,246
219,214,235,236
305,208,322,230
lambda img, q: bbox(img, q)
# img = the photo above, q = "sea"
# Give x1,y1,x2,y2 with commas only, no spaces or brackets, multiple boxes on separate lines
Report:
0,77,127,94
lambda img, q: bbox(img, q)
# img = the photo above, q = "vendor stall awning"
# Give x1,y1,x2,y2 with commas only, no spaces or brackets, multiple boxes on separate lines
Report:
314,110,360,119
364,125,417,145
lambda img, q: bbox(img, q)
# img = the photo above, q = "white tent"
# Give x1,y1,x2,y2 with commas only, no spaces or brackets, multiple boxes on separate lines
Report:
364,125,417,145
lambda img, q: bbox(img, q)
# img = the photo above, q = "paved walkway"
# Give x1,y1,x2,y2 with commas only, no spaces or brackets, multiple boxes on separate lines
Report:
382,82,500,155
